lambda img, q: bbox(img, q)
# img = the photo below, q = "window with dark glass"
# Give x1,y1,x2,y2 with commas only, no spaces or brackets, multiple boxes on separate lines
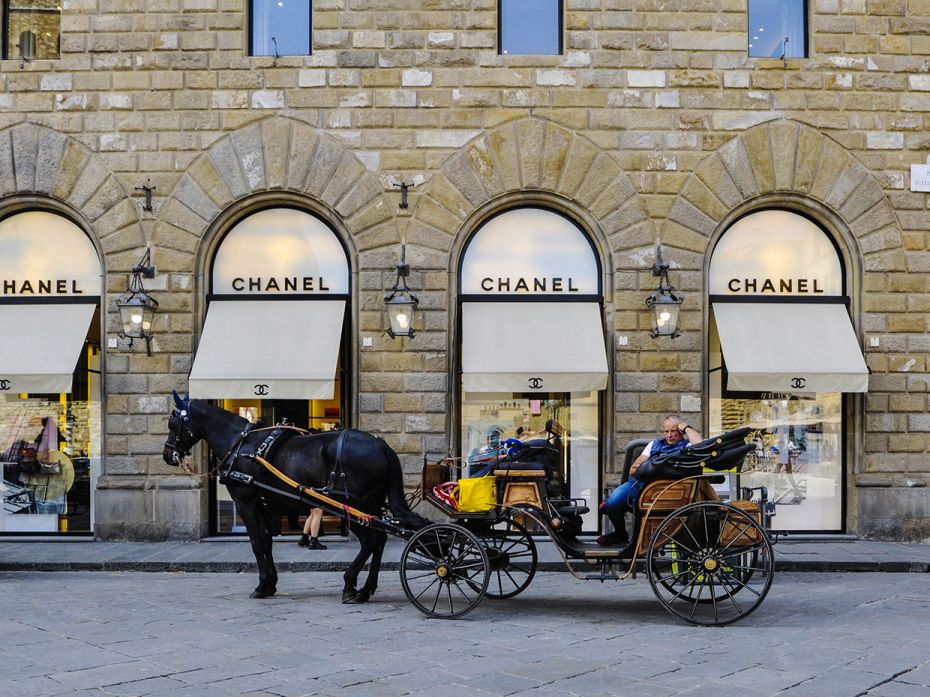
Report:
499,0,562,56
3,0,61,60
250,0,311,57
748,0,807,58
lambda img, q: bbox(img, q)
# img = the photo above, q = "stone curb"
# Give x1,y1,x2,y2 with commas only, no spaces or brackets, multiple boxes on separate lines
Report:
1,560,928,573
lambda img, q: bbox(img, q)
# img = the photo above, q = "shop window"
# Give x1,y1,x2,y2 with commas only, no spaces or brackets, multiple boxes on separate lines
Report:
748,0,807,59
458,208,607,532
3,0,61,60
499,0,562,55
0,210,102,535
707,210,866,533
193,207,351,535
250,0,311,57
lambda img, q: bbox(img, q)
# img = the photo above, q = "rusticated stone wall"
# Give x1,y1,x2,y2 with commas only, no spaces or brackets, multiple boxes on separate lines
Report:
0,0,928,539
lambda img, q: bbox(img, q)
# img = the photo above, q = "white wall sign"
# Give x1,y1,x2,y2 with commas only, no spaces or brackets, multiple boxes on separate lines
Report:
0,211,101,297
212,208,349,295
461,208,599,296
910,164,930,193
709,210,842,296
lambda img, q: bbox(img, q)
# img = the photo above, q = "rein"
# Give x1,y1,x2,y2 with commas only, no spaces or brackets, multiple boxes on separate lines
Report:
253,454,376,531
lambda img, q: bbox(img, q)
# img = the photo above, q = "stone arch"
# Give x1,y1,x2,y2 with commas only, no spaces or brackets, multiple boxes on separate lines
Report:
406,116,653,271
662,119,906,274
0,122,143,263
155,116,394,266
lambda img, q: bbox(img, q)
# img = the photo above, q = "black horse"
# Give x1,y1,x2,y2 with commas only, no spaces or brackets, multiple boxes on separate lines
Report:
162,393,428,602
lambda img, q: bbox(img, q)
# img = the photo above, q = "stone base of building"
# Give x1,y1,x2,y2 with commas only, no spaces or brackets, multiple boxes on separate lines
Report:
95,477,206,541
858,486,930,542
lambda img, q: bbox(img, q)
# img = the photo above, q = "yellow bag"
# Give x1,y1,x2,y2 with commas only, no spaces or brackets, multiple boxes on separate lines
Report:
454,476,497,512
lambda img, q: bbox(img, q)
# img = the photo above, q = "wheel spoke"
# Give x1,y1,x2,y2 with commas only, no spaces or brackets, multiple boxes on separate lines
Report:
413,576,440,601
449,577,473,603
658,530,700,556
717,567,763,599
688,573,706,621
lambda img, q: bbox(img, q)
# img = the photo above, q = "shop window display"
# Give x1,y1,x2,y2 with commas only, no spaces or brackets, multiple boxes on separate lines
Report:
1,343,101,533
461,391,599,530
214,371,343,535
708,373,843,532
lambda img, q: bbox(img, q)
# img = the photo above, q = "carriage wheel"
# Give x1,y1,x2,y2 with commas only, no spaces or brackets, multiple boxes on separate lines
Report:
480,518,538,599
646,501,774,626
400,523,490,619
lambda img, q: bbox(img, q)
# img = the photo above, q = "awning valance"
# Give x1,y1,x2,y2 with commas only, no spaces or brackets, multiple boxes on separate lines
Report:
189,300,345,400
462,302,608,393
0,303,96,394
714,302,868,393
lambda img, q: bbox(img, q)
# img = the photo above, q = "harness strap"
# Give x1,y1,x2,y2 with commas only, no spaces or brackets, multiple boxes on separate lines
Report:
253,454,376,525
327,429,350,499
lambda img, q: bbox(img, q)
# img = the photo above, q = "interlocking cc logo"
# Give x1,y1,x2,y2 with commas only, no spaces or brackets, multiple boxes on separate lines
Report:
0,379,10,390
254,384,270,396
790,377,806,389
528,377,544,390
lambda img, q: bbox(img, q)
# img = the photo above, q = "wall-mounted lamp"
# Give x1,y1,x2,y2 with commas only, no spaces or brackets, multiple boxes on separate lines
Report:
645,241,683,338
115,249,159,355
394,181,413,209
135,179,156,212
384,241,418,338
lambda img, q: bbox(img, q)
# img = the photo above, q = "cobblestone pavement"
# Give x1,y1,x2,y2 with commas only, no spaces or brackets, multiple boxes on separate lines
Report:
1,571,928,697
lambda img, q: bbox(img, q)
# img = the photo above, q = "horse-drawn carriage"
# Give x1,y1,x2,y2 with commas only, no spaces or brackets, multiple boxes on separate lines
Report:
403,421,774,626
164,396,775,626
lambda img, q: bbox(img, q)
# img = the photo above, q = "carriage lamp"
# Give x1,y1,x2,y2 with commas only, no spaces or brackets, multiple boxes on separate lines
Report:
645,241,684,338
115,249,159,355
384,241,419,338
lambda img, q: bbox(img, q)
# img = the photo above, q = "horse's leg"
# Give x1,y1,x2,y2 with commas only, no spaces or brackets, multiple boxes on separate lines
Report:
259,504,279,596
237,498,276,599
342,527,375,604
354,529,387,604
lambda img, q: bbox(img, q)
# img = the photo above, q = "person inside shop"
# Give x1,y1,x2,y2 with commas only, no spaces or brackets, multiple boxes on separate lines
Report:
297,507,327,550
598,414,702,546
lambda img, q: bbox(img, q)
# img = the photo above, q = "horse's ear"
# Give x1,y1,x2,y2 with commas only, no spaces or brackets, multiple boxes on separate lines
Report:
172,390,184,409
183,392,190,405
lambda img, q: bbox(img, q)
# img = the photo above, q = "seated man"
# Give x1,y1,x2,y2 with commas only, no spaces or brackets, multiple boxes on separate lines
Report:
598,414,702,546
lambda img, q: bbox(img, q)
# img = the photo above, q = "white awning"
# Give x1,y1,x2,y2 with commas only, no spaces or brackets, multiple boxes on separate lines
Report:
189,300,345,400
714,302,869,393
0,303,95,394
462,302,608,393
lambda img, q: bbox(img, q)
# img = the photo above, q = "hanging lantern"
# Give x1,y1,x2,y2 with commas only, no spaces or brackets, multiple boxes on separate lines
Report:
384,242,419,338
115,249,158,354
645,241,684,338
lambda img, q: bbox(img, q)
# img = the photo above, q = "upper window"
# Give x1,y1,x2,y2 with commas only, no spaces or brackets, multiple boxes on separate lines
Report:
499,0,562,56
3,0,61,60
748,0,807,58
250,0,311,57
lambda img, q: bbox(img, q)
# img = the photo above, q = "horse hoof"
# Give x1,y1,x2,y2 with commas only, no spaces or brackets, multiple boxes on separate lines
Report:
354,589,373,604
250,590,268,599
342,589,358,604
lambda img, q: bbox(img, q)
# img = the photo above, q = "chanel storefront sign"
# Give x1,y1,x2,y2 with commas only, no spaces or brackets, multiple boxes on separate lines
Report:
212,208,349,295
0,211,101,297
709,210,842,297
461,207,599,296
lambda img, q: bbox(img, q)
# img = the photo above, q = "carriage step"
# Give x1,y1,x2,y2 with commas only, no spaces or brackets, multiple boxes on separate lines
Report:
584,573,620,581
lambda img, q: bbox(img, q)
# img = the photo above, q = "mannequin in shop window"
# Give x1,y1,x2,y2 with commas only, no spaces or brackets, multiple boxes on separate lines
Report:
298,508,327,550
598,414,702,546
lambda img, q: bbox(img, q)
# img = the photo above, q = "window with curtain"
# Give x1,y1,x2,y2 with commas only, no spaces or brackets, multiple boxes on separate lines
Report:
748,0,807,59
3,0,61,60
499,0,562,55
250,0,311,57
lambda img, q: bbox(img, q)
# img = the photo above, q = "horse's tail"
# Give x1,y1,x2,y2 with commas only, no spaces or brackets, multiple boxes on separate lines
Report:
380,438,430,531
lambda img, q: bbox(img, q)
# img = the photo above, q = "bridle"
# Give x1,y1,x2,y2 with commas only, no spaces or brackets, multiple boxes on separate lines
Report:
165,408,197,474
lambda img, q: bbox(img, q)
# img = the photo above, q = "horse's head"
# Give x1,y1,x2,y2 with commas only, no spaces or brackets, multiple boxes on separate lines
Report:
164,391,198,472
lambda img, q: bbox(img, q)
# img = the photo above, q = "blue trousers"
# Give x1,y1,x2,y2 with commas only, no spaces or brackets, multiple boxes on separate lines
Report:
604,478,645,514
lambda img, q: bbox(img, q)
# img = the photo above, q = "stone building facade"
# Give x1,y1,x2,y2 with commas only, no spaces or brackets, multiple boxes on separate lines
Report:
0,0,928,541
